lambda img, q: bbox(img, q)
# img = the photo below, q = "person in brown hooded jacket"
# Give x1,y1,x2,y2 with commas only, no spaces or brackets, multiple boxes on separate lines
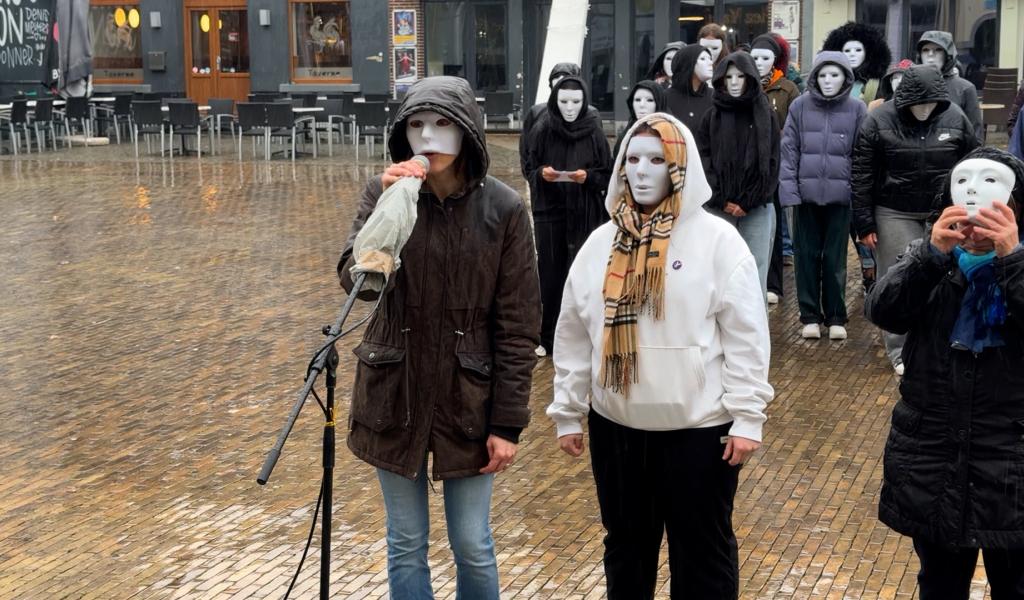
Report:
337,75,541,598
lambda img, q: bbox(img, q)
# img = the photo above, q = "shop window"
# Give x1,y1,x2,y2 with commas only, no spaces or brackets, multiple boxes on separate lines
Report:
634,0,655,83
907,0,998,88
679,0,715,43
722,0,769,47
585,1,614,112
89,1,143,82
290,0,352,81
425,2,508,92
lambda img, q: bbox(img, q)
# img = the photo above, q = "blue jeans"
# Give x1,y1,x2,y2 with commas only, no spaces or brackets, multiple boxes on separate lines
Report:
377,459,499,599
708,203,777,298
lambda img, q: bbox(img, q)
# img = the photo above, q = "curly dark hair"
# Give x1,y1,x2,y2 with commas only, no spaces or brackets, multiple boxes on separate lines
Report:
822,22,892,82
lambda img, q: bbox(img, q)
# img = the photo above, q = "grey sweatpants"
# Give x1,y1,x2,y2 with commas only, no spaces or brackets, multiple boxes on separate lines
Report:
874,206,931,366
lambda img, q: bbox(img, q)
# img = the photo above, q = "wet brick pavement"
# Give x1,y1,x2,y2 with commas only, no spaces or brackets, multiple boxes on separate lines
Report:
0,137,994,598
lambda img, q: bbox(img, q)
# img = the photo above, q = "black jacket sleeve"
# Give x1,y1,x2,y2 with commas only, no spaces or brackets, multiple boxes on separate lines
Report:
851,114,881,237
518,105,540,179
584,129,613,195
865,239,952,335
696,111,723,209
996,248,1024,332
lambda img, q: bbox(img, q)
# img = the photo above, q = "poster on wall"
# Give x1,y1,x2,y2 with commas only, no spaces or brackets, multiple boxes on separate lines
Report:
392,9,415,47
0,0,58,86
787,40,799,67
394,46,417,93
770,0,800,40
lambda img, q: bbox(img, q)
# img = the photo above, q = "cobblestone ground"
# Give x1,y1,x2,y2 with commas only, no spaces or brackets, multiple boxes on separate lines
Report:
0,136,993,599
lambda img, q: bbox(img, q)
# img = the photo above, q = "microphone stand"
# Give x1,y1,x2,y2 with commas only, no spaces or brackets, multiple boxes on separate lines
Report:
257,273,367,599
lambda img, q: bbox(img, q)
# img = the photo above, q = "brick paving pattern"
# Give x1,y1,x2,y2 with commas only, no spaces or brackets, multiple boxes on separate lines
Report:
0,138,994,598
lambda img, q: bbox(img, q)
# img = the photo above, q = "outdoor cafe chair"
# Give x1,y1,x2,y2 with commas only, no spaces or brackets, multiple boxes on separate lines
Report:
483,91,517,129
208,98,237,145
317,98,353,157
267,102,318,161
29,99,60,152
237,102,268,160
58,96,93,143
0,99,31,155
130,100,166,157
351,101,388,160
168,102,214,158
92,95,133,144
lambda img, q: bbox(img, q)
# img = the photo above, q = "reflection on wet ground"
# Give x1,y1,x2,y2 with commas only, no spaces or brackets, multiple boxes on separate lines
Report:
0,139,992,598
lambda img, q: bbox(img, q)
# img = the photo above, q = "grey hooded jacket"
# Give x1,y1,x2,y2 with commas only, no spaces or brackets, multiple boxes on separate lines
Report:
917,30,983,140
780,52,867,207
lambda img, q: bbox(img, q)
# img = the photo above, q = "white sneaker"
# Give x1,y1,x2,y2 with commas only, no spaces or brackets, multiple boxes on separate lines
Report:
828,325,848,340
766,291,780,305
535,345,548,358
894,361,905,376
801,324,821,339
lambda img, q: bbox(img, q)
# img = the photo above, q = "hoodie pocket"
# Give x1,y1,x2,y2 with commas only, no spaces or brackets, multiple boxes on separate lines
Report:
350,342,406,433
624,346,708,429
455,351,493,440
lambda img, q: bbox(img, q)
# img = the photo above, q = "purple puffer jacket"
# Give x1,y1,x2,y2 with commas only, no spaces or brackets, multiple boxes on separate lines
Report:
779,51,867,207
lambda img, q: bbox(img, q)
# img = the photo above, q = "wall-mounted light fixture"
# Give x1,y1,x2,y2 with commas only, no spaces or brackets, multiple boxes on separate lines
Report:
150,11,161,29
259,9,271,27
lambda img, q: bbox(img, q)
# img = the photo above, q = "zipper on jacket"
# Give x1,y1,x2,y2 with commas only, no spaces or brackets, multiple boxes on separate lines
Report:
957,352,978,545
402,327,412,428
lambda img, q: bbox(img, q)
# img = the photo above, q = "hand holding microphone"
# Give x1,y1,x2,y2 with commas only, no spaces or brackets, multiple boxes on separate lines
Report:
382,155,429,190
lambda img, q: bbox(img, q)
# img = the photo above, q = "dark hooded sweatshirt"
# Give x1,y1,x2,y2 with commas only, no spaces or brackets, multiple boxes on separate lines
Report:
612,80,668,159
338,76,542,480
665,45,714,133
519,62,602,178
866,146,1024,548
851,65,979,237
647,41,686,87
917,30,983,140
697,52,780,213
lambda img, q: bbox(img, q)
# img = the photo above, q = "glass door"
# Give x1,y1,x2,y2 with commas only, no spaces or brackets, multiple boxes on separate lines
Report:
185,6,250,105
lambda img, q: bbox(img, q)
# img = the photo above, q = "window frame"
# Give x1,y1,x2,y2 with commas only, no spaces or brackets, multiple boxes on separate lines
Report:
288,0,354,84
89,0,144,85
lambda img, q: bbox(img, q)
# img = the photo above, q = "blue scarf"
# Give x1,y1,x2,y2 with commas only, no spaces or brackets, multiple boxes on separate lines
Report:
950,247,1007,352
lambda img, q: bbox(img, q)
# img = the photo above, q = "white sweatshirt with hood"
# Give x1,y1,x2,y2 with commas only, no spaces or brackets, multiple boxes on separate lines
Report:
547,113,773,442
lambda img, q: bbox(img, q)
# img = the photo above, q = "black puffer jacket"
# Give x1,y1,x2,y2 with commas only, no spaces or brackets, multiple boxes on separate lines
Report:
338,76,542,480
866,177,1024,547
917,30,983,140
851,65,979,237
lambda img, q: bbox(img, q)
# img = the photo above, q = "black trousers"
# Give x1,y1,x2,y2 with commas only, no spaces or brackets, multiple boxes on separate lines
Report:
914,538,1024,599
588,410,740,599
793,204,849,326
767,195,784,297
534,218,569,352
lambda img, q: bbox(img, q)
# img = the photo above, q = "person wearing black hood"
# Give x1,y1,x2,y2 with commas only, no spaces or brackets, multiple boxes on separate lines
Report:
917,31,983,140
525,76,613,356
822,22,893,105
665,44,715,133
852,64,979,375
612,80,667,159
338,76,542,598
698,51,780,298
866,147,1024,599
519,62,601,178
647,41,686,88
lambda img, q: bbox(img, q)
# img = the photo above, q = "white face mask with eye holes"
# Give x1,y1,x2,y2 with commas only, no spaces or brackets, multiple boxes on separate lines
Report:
632,88,657,120
625,135,671,207
557,89,585,123
842,40,866,70
695,51,715,82
725,65,746,98
663,50,678,77
751,49,776,78
920,42,946,70
699,38,723,62
951,158,1015,221
405,110,464,156
817,65,846,98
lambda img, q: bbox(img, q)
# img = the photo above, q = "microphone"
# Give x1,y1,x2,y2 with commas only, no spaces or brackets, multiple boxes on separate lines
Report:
349,154,431,292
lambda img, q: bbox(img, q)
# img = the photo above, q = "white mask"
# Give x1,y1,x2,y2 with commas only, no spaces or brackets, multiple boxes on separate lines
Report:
632,88,657,120
625,135,670,207
920,42,946,69
951,158,1015,221
557,88,585,123
699,38,723,63
725,65,746,98
909,102,938,122
842,40,866,70
817,65,846,98
406,110,464,157
751,49,776,78
663,50,677,77
891,73,904,93
695,51,715,82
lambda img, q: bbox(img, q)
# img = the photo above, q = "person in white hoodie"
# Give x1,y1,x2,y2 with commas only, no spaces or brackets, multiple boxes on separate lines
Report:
547,112,773,599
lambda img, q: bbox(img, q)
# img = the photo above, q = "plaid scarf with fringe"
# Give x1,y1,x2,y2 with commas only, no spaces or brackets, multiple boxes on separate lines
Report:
601,116,687,396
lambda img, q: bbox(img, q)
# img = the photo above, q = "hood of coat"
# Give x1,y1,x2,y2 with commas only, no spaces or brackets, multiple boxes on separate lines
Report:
937,147,1024,230
893,64,951,118
751,33,788,73
712,51,762,104
627,80,669,120
548,62,582,86
917,30,958,76
822,21,892,82
879,58,914,101
389,76,489,188
670,45,713,94
547,75,591,124
606,112,712,221
647,41,687,80
808,51,855,102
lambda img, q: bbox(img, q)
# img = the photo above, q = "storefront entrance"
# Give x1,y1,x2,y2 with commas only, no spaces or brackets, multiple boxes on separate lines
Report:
184,0,251,104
